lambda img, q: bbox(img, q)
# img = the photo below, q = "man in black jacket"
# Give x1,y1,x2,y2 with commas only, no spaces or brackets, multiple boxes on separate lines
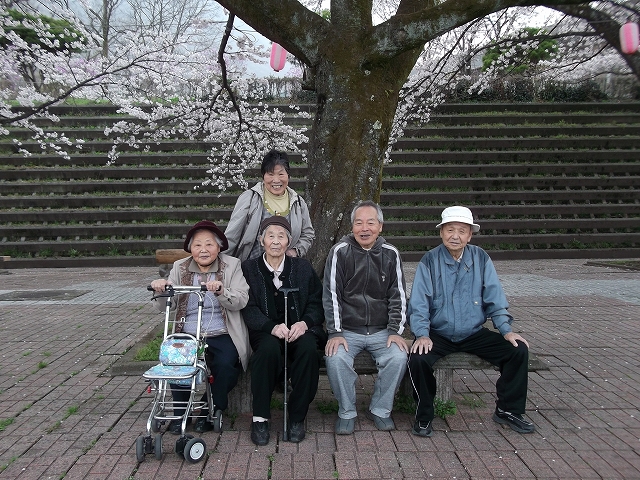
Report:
323,200,409,435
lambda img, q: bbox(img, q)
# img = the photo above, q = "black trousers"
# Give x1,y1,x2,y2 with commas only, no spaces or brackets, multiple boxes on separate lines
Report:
249,329,320,423
408,328,529,422
172,334,240,415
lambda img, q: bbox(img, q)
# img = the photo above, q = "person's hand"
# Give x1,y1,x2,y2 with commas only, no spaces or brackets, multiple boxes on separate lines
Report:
387,334,409,352
410,336,433,355
271,323,290,340
286,248,298,257
203,279,224,295
325,337,348,356
504,332,529,348
150,279,171,293
287,321,308,342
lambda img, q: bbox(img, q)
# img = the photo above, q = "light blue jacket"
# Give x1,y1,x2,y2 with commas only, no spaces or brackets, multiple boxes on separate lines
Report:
408,244,512,342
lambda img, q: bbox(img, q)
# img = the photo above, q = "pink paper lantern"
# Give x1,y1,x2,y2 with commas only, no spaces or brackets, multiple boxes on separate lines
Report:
270,43,287,72
619,22,639,55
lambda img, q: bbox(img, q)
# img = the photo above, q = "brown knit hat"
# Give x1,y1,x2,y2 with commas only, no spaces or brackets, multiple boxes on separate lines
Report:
259,216,291,235
183,220,229,252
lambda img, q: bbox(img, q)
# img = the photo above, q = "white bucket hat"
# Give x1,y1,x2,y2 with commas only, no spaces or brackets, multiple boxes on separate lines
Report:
436,206,480,233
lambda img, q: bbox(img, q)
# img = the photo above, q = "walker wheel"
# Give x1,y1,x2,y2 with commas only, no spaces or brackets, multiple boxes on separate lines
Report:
135,435,145,463
154,434,163,460
184,438,206,463
175,434,194,457
213,409,223,433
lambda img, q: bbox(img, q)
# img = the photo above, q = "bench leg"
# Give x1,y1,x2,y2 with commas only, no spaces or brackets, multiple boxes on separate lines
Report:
228,370,252,414
399,368,454,403
435,368,453,402
399,373,413,397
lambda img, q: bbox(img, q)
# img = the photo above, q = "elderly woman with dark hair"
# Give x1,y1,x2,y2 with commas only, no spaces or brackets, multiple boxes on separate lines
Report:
224,149,315,262
150,220,251,434
241,216,326,446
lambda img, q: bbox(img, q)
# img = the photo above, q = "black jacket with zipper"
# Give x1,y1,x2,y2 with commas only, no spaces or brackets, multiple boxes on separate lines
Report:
322,234,408,339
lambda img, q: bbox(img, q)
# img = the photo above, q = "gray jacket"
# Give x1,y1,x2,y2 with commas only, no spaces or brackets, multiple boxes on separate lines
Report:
224,182,315,262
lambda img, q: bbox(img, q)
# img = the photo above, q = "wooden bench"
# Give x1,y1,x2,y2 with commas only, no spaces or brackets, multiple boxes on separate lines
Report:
156,248,190,277
227,340,548,414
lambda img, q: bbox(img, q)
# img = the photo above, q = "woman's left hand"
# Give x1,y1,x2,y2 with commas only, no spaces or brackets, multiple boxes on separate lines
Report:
286,248,298,257
203,280,224,295
287,321,308,342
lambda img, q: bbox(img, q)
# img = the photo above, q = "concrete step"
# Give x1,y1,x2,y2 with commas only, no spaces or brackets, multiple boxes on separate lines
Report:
3,175,638,196
3,162,640,181
2,203,638,224
4,135,640,154
1,188,638,210
3,218,637,242
1,148,638,168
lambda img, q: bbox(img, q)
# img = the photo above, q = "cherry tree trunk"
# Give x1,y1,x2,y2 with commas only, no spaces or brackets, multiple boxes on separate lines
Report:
304,58,409,272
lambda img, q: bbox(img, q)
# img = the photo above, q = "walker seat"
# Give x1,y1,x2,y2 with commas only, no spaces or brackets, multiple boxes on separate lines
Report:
143,336,200,382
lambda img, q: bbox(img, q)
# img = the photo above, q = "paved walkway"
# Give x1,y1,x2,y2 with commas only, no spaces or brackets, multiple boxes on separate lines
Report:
0,259,638,479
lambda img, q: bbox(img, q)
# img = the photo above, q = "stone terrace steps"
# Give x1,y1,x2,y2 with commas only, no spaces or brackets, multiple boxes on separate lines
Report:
1,101,639,267
2,149,638,167
5,136,640,153
3,162,640,181
2,176,638,195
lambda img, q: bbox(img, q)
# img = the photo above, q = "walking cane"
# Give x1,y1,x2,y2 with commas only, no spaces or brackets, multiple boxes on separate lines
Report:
279,287,299,442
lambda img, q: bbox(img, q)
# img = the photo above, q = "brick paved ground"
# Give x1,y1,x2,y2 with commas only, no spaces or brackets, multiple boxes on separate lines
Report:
0,259,638,479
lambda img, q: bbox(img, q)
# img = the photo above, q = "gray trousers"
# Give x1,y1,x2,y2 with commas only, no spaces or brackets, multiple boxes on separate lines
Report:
325,329,407,419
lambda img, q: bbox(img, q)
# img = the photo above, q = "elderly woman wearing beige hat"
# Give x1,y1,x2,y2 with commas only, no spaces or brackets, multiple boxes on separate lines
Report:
150,220,251,434
240,216,326,446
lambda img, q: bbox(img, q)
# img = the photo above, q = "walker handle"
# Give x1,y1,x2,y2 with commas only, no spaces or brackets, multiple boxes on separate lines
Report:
147,284,206,291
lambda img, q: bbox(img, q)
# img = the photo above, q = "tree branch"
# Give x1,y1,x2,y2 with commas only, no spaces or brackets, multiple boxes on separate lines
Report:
217,13,243,146
366,0,590,62
551,4,640,79
214,0,327,66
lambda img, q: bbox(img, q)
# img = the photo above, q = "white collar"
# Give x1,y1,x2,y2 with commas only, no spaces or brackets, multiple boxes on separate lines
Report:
263,254,285,275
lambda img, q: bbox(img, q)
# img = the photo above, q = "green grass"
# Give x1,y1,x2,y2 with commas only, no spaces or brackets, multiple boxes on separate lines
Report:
393,392,416,414
46,421,61,433
64,406,79,419
134,333,164,361
0,418,15,431
434,399,457,419
316,399,339,414
460,394,486,408
0,456,18,473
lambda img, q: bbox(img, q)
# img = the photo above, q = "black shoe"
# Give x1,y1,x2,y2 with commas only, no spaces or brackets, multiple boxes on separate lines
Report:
275,379,293,394
251,421,270,446
411,420,433,437
168,417,191,435
493,408,535,434
195,417,214,433
168,419,182,435
288,421,305,443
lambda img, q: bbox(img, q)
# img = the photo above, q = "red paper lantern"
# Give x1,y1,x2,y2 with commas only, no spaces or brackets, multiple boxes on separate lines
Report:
270,43,287,72
619,22,639,55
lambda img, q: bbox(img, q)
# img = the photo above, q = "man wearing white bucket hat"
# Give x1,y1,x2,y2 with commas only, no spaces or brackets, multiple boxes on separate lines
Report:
407,206,534,437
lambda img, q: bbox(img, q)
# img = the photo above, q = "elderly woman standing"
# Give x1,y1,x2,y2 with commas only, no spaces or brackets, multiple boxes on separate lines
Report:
241,216,326,446
224,149,315,261
150,220,251,434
